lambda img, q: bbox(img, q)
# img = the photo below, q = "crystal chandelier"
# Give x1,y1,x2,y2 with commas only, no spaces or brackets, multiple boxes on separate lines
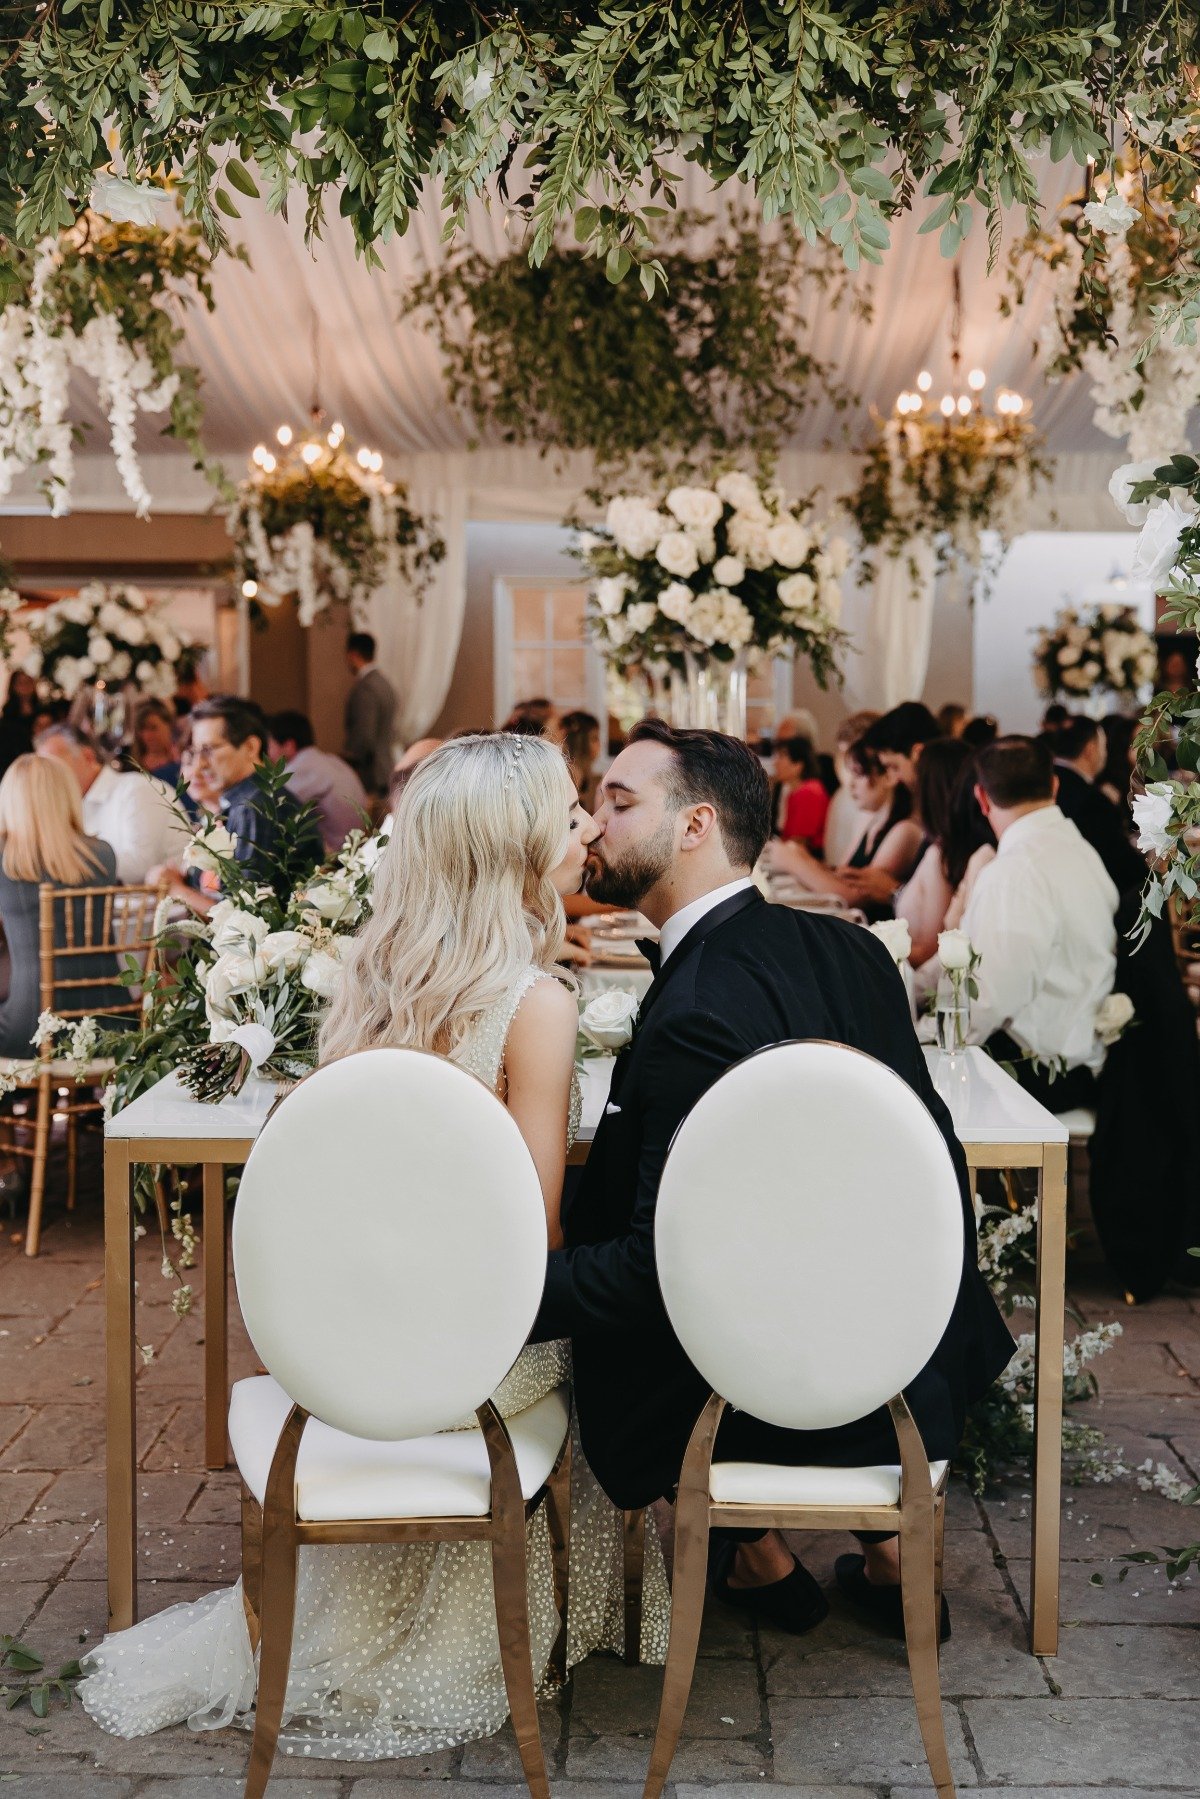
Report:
892,267,1028,434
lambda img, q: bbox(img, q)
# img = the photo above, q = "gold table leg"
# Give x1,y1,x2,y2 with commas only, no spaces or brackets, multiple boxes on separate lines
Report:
104,1142,136,1631
203,1163,229,1470
1031,1139,1068,1656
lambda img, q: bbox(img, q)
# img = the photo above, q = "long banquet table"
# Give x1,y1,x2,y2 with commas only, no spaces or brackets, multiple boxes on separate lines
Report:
104,1045,1068,1654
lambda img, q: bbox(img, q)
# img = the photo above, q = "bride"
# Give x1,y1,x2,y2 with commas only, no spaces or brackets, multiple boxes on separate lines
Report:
80,732,670,1758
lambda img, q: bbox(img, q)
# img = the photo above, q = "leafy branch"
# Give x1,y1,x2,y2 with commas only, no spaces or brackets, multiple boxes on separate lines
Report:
0,1636,81,1719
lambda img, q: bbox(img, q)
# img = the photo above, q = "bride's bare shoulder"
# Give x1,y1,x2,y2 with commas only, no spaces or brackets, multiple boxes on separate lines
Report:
505,973,577,1067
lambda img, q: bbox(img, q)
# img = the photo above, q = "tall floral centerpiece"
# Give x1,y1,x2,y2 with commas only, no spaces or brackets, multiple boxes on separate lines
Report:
1033,604,1158,716
230,422,445,627
576,473,847,737
22,583,195,744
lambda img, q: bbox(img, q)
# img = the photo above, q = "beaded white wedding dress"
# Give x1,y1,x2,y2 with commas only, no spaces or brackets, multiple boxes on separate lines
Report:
80,969,670,1759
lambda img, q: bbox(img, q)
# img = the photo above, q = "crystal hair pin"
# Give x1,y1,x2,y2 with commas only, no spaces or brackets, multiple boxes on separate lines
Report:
502,733,527,790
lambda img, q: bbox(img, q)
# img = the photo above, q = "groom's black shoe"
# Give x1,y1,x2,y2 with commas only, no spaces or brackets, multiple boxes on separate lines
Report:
709,1541,829,1635
835,1553,951,1643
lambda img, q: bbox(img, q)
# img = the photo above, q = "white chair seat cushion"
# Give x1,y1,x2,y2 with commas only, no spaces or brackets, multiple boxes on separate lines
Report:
228,1375,570,1522
1055,1107,1096,1140
709,1458,949,1508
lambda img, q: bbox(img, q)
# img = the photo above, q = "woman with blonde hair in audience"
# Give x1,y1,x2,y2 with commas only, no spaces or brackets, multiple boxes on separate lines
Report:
0,755,121,1056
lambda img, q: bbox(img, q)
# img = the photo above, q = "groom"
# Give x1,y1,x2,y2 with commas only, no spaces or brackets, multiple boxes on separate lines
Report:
535,721,1013,1635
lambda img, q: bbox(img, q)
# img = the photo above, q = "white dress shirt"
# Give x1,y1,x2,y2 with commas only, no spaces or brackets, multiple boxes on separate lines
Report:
961,805,1117,1072
83,764,190,885
657,877,756,969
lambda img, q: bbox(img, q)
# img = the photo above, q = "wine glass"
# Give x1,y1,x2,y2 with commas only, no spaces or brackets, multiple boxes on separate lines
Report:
91,682,129,758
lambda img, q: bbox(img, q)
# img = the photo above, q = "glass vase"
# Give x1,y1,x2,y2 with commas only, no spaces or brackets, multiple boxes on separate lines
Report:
935,972,970,1055
667,648,749,738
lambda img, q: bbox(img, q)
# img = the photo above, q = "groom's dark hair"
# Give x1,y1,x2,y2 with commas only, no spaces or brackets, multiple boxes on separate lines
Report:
628,720,771,869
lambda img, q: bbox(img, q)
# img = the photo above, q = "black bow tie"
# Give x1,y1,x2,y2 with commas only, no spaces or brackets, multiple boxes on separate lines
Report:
636,937,661,974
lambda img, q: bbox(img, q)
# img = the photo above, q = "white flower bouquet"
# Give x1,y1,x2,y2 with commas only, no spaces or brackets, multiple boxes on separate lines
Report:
575,473,847,687
1032,603,1157,706
22,582,197,701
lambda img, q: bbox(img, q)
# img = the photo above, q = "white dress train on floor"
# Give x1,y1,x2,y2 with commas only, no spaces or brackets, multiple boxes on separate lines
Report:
79,969,670,1758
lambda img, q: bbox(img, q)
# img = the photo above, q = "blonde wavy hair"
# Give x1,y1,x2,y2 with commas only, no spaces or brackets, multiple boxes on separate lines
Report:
319,733,573,1063
0,754,108,885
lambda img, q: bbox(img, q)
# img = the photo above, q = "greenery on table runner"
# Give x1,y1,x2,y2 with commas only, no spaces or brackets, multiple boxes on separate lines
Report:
404,216,858,478
3,3,1198,335
0,211,234,514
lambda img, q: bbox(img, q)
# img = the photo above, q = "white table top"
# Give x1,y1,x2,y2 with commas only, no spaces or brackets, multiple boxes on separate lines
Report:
576,1045,1068,1148
104,1070,279,1144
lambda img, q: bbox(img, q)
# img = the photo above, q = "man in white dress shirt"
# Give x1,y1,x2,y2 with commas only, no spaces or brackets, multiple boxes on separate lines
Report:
35,723,188,884
962,734,1118,1109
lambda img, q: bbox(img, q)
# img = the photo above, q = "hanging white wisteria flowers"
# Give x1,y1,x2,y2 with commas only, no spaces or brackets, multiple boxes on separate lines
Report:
231,424,445,627
0,208,225,517
22,583,195,702
1032,604,1158,710
576,472,847,687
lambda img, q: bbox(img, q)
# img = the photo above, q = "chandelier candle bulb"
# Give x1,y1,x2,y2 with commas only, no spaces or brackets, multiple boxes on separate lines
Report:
957,394,973,415
968,368,987,390
940,394,956,417
275,425,292,446
917,370,933,392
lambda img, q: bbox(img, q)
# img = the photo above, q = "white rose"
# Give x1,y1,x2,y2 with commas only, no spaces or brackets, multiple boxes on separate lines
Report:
74,657,95,682
98,601,126,635
717,594,754,649
125,587,148,612
1083,188,1139,236
714,471,764,514
727,513,773,570
158,631,181,662
122,614,146,645
606,496,667,559
1131,495,1196,586
1131,782,1176,858
712,554,745,587
657,581,694,625
683,525,716,564
300,947,344,1000
210,905,269,954
58,597,91,626
108,651,132,680
595,575,630,617
88,635,113,664
135,660,155,684
579,987,640,1050
1058,644,1082,665
766,519,812,568
204,949,264,1015
305,877,360,924
21,650,42,677
938,928,975,971
819,578,843,625
869,918,912,965
575,530,601,554
183,820,238,875
90,172,174,227
778,572,817,614
625,601,657,634
259,929,309,972
655,532,701,578
1095,990,1135,1047
665,486,723,531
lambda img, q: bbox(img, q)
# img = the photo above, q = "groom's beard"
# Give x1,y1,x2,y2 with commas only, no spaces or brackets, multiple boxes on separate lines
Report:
585,818,675,908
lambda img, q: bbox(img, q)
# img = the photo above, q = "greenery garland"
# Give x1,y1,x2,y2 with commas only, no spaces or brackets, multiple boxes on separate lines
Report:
2,4,1198,339
403,217,856,478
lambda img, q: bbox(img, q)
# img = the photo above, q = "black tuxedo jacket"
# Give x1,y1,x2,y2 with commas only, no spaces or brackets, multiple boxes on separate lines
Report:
1053,763,1146,899
535,888,1014,1509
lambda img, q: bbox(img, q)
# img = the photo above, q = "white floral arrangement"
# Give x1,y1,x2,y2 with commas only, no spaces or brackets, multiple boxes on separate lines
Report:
868,917,912,964
576,987,640,1058
21,582,194,702
575,473,847,687
1032,603,1157,706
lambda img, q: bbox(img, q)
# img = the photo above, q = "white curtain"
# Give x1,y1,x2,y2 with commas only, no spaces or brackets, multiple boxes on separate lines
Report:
366,452,468,743
860,536,937,710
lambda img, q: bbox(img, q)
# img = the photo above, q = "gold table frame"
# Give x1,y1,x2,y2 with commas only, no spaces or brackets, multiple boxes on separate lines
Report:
105,1062,1069,1657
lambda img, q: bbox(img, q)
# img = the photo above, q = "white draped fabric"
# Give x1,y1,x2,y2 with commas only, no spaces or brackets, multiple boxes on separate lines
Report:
366,452,468,741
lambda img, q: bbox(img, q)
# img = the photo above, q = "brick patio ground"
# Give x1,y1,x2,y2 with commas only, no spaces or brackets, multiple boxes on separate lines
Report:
0,1141,1197,1796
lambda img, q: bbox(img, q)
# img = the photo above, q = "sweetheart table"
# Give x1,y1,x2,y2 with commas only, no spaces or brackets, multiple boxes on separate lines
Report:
103,1048,1068,1654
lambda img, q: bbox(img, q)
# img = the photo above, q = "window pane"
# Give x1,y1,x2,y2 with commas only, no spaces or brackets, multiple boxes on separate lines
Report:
511,587,549,640
511,647,548,700
550,585,586,640
552,648,587,703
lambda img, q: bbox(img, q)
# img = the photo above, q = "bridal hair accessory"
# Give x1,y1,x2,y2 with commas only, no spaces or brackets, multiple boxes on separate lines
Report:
501,732,528,791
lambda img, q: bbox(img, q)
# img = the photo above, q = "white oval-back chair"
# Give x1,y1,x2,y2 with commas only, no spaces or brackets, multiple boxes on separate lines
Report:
646,1041,965,1799
229,1047,571,1799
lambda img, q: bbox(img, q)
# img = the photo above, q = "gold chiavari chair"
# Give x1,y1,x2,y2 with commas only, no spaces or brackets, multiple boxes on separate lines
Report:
0,880,166,1256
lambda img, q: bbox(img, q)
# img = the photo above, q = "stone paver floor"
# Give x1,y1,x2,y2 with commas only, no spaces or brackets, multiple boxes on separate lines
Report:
0,1141,1197,1795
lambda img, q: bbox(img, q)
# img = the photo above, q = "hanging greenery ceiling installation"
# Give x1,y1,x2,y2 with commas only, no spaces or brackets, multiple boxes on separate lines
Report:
2,3,1198,336
404,217,857,478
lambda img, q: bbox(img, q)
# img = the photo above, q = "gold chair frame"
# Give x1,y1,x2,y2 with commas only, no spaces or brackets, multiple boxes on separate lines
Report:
1,881,165,1256
238,1395,574,1799
643,1391,953,1799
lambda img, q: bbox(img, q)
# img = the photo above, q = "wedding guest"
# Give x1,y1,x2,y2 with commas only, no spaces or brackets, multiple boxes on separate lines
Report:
35,722,188,885
1099,713,1137,826
129,698,181,789
773,733,829,853
860,700,939,795
0,755,122,1057
960,735,1118,1109
0,670,38,778
1040,701,1070,736
172,666,209,719
823,709,878,867
344,631,399,795
939,755,997,931
267,709,368,854
936,701,967,739
894,737,975,966
763,733,921,919
503,695,564,743
1050,714,1146,897
561,708,602,810
960,712,999,750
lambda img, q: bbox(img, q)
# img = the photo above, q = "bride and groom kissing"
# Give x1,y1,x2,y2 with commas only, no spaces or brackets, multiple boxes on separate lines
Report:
80,722,1012,1759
